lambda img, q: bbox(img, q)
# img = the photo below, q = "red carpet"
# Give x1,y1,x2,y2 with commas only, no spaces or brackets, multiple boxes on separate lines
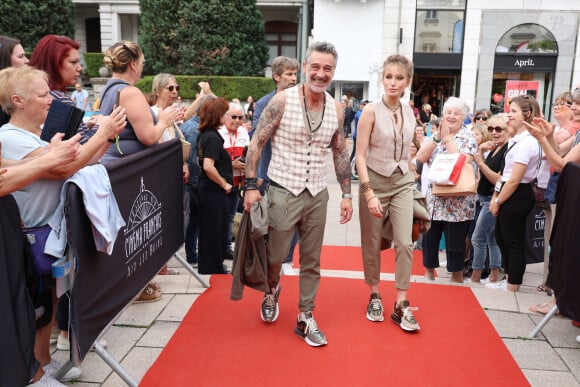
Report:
141,275,528,387
296,245,426,276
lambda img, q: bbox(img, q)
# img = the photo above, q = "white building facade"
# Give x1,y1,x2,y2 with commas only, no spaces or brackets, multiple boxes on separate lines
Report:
72,0,580,117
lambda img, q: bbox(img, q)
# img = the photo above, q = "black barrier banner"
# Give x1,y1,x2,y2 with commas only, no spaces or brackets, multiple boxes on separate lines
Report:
68,140,183,361
525,207,545,265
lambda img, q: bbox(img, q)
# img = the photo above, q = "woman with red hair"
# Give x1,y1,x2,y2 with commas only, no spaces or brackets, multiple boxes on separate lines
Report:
196,97,233,274
29,35,98,141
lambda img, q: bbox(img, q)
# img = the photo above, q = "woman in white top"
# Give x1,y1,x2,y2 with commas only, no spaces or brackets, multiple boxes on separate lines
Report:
489,95,542,292
355,54,419,332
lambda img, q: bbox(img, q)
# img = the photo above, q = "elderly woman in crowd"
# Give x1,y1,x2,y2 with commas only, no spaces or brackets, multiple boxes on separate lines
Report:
469,114,510,284
219,102,250,260
196,97,232,274
488,95,542,292
355,54,419,331
150,72,189,275
0,65,125,384
416,97,478,283
0,115,79,386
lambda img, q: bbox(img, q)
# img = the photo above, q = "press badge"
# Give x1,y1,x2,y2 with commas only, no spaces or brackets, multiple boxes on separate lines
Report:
494,181,503,193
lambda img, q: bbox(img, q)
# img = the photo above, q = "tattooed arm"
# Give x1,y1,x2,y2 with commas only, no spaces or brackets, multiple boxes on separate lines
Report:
331,100,351,194
243,92,285,212
331,100,353,224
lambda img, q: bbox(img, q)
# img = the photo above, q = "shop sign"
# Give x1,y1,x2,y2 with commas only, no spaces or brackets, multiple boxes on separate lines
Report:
494,54,556,72
504,80,540,112
514,58,535,68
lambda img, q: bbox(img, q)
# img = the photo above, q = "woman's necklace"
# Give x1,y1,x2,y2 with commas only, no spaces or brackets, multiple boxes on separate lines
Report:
302,85,325,132
382,98,401,125
381,98,404,162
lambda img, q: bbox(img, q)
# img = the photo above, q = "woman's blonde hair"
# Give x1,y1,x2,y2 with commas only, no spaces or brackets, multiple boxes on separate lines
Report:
103,41,144,74
472,123,491,143
0,66,48,115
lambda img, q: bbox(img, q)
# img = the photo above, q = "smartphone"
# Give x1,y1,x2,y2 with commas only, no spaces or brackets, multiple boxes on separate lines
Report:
115,89,121,107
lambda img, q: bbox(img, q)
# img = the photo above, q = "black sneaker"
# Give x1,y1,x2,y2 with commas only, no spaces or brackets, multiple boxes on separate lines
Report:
260,285,281,322
294,312,327,347
366,293,384,322
391,300,420,331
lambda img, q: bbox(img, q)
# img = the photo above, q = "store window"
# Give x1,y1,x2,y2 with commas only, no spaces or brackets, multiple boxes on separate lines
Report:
265,21,298,65
492,24,558,117
496,23,558,54
413,1,467,117
415,0,466,54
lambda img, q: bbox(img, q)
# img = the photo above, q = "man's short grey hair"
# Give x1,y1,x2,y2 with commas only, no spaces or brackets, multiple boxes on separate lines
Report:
271,56,299,81
443,97,470,121
228,102,244,113
305,41,338,67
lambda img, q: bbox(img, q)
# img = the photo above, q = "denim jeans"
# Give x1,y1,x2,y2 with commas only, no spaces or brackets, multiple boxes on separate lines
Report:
471,195,501,270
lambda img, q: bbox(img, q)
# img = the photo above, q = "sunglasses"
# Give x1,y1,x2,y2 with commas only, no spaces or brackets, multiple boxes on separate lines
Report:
474,116,488,121
229,115,244,120
487,126,505,133
166,85,180,92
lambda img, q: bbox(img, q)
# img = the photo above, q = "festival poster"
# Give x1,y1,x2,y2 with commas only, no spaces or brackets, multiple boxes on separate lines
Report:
504,80,540,112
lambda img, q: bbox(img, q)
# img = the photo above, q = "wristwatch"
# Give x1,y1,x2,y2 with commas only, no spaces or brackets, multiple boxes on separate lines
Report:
432,135,441,143
494,198,500,205
342,193,353,199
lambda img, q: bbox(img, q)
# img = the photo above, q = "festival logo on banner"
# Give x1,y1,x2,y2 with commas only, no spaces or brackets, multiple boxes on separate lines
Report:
504,80,540,112
124,177,164,278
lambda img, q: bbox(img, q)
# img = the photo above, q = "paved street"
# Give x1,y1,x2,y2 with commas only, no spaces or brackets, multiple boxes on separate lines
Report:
54,146,580,386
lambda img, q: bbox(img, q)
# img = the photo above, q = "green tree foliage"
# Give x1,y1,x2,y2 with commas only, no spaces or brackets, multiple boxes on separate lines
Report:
139,0,269,76
0,0,75,50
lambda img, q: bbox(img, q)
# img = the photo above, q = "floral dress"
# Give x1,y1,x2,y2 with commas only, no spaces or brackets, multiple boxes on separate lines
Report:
426,126,478,222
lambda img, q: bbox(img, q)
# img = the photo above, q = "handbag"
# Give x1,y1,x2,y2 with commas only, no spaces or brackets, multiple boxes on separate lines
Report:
170,123,192,162
432,162,477,196
532,180,550,210
23,225,58,276
427,153,466,185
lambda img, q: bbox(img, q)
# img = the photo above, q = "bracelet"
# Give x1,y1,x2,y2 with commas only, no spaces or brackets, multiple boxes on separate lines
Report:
342,193,353,199
432,136,441,143
244,177,259,190
367,195,377,202
360,181,373,193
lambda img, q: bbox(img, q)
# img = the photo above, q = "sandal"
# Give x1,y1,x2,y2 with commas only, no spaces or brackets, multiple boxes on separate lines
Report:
537,284,554,296
529,302,557,315
134,284,162,303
